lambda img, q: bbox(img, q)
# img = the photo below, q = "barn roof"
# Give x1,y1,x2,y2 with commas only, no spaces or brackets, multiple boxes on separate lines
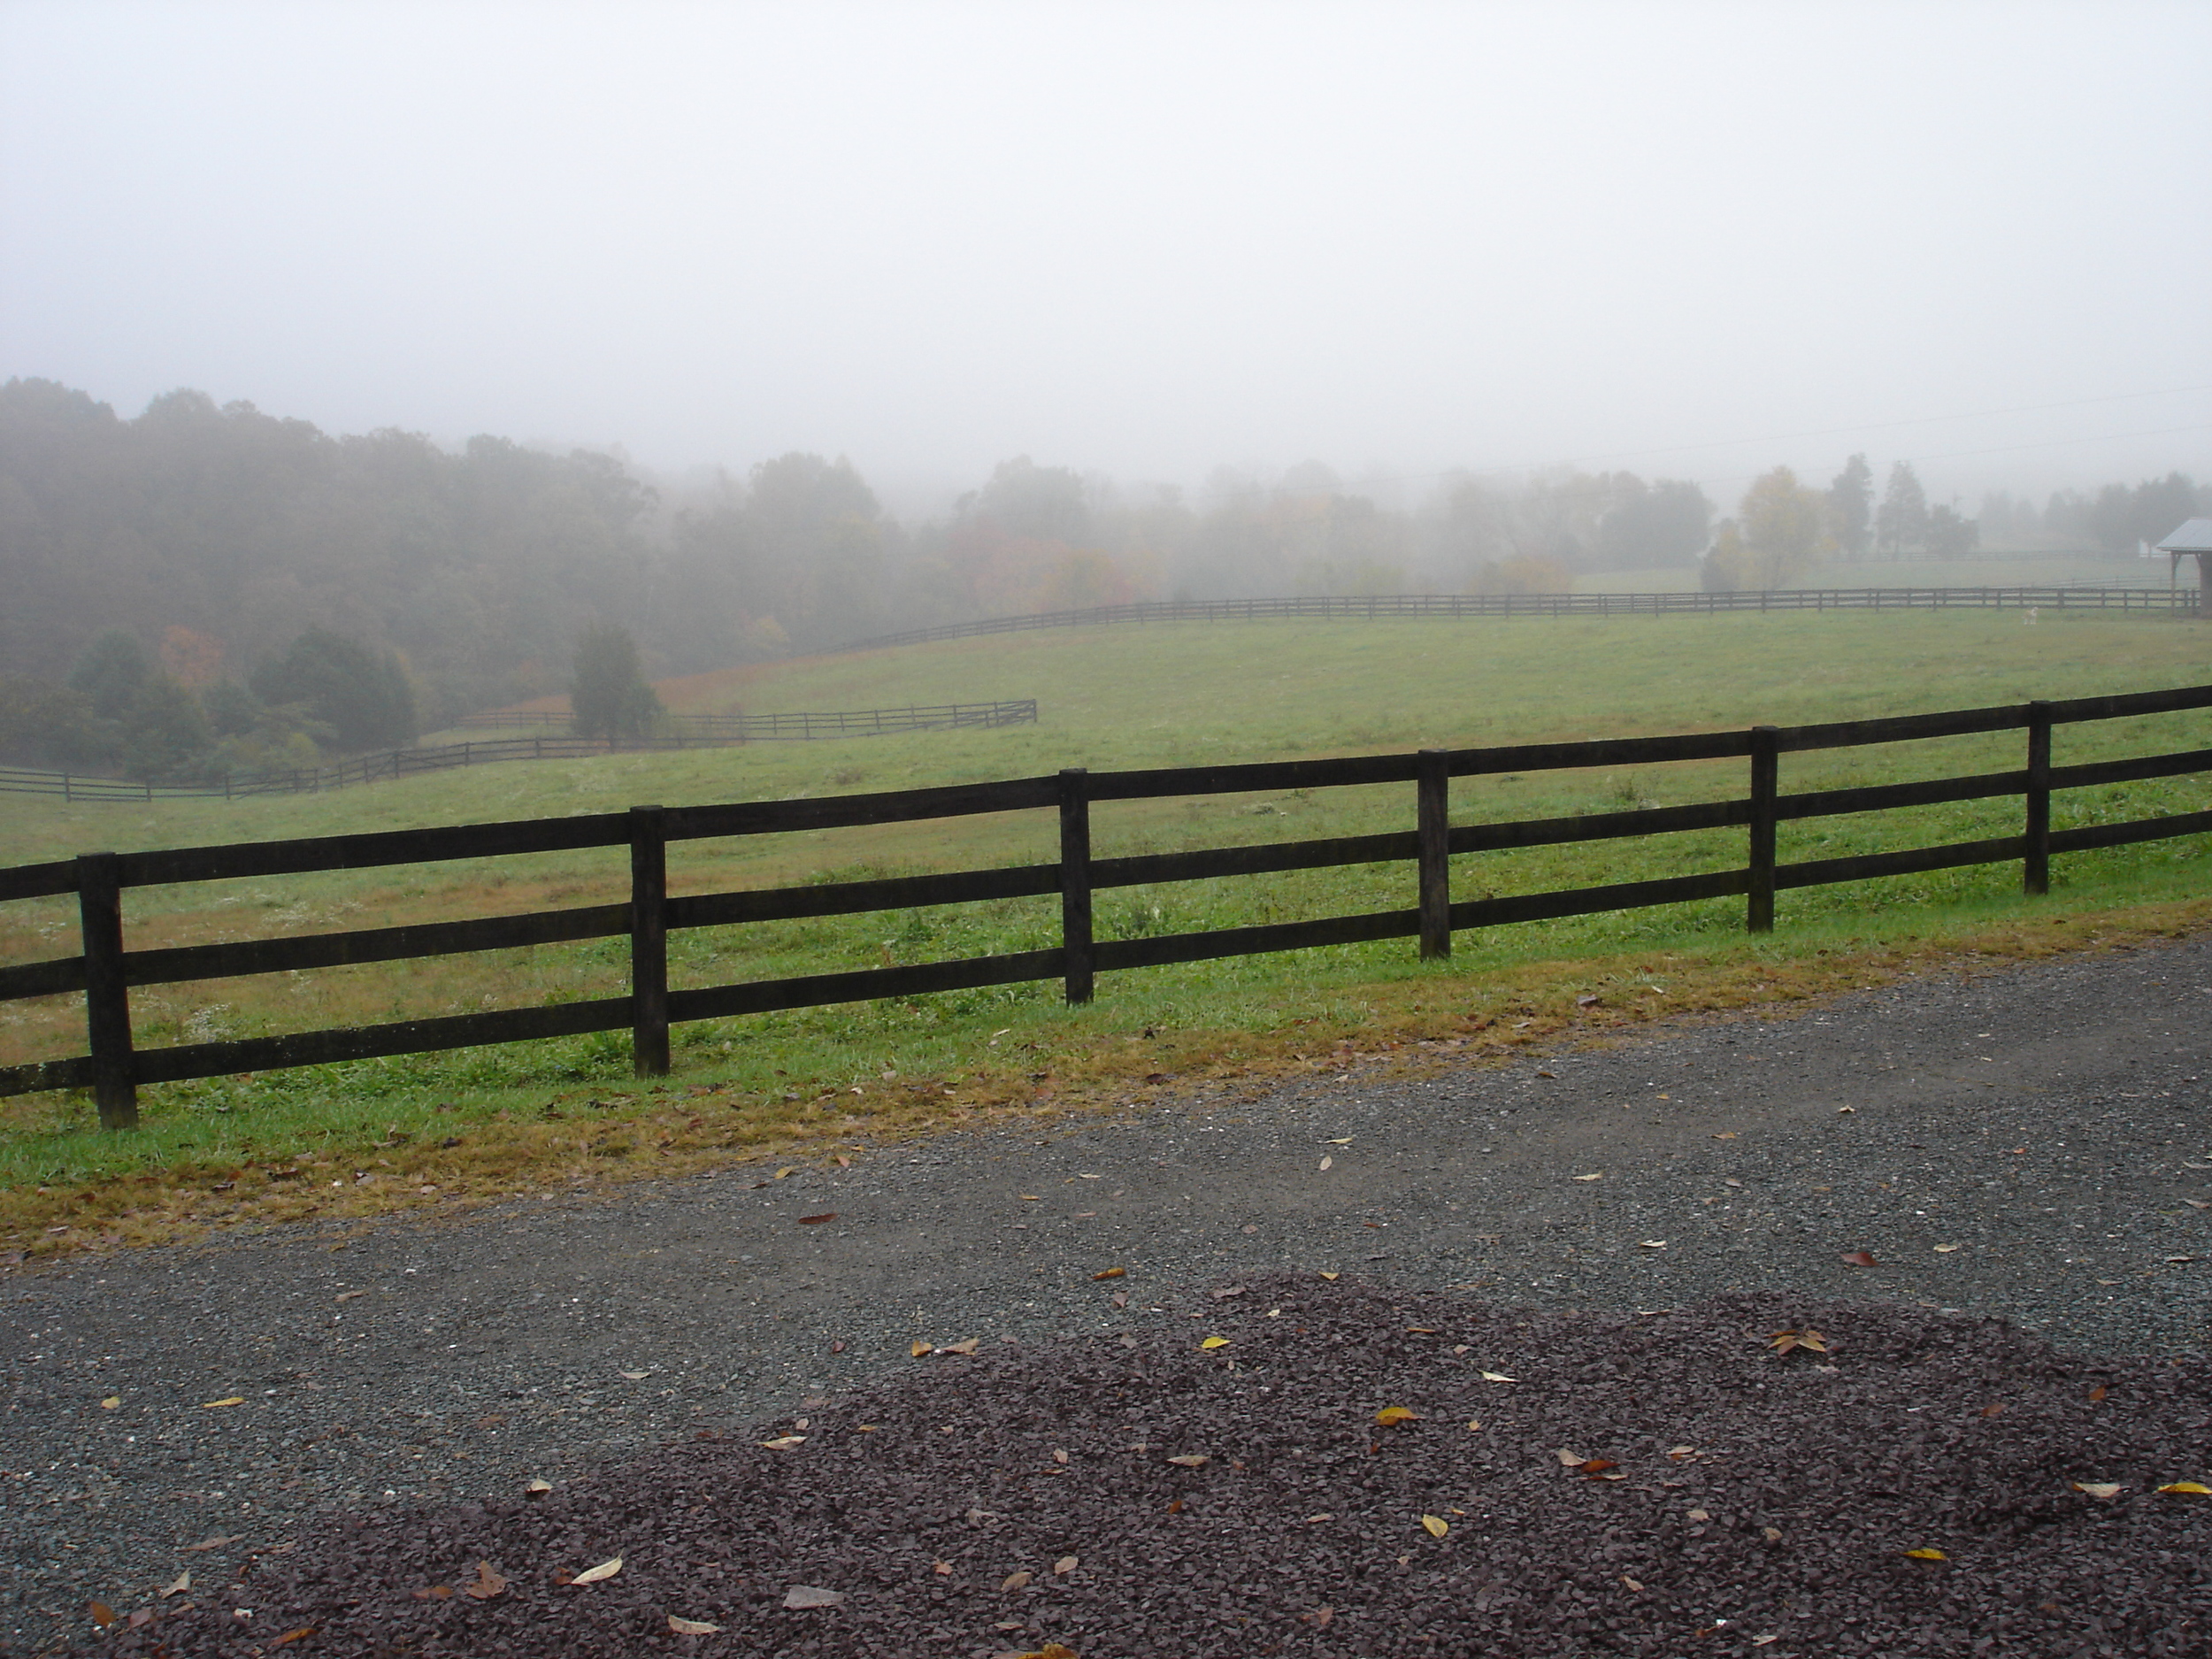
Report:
2155,518,2212,555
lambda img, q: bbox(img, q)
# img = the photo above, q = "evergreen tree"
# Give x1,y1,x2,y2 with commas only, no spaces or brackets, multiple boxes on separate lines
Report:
1826,454,1873,558
570,622,663,741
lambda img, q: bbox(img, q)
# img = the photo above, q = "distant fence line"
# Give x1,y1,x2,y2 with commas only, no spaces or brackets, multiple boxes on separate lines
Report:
838,587,2198,652
0,700,1038,805
4,680,2210,1129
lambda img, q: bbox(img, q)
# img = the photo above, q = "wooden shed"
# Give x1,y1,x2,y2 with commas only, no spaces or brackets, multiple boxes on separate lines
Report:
2154,518,2212,616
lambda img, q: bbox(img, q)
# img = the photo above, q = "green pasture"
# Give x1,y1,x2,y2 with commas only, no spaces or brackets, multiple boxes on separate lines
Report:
3,607,2209,1190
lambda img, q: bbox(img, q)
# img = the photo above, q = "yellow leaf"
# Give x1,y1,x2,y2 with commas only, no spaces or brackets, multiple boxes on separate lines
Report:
1019,1194,1041,1202
1318,1271,1340,1280
759,1435,807,1450
201,1397,245,1409
1903,1548,1947,1561
1200,1335,1230,1349
1329,1137,1354,1144
1466,1420,1481,1432
911,1340,933,1358
669,1616,722,1634
2157,1481,2212,1495
571,1555,623,1584
1375,1406,1418,1426
1090,1266,1125,1279
773,1167,795,1179
100,1396,120,1409
2072,1482,2123,1499
1419,1514,1449,1538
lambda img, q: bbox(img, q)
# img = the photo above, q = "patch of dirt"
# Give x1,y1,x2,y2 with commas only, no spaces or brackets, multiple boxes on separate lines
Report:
85,1277,2212,1657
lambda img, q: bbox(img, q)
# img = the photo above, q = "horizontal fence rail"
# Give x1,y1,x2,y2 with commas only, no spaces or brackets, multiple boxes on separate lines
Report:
0,701,1038,804
4,684,2210,1125
838,587,2198,652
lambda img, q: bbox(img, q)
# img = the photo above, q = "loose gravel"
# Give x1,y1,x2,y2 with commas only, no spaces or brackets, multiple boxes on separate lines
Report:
5,933,2211,1655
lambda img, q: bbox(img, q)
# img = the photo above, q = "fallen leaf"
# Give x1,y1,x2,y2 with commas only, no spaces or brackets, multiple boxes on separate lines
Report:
570,1556,622,1585
1638,1240,1667,1249
100,1396,120,1409
1329,1136,1354,1144
1555,1448,1587,1465
182,1534,243,1552
1091,1266,1125,1279
1166,1454,1210,1467
1571,1172,1602,1182
797,1212,837,1225
1376,1406,1419,1426
1762,1527,1783,1543
760,1434,806,1450
465,1561,506,1600
1576,993,1601,1007
933,1561,954,1575
938,1339,980,1356
1302,1606,1335,1627
159,1572,190,1598
2157,1481,2212,1496
1840,1250,1879,1268
782,1585,846,1609
1318,1271,1340,1280
1419,1514,1449,1537
1200,1336,1230,1350
1903,1548,1947,1561
1466,1419,1481,1432
773,1167,795,1179
911,1340,933,1357
1578,1459,1621,1477
271,1628,315,1647
2089,1385,2108,1402
1686,1509,1710,1523
1619,1577,1644,1593
1711,1132,1738,1141
524,1479,552,1498
1479,1371,1517,1383
413,1585,455,1600
669,1616,722,1634
1318,1156,1333,1171
1766,1328,1828,1355
1055,1555,1078,1574
1001,1570,1033,1592
620,1370,648,1379
335,1289,368,1302
1110,1290,1127,1308
1019,1194,1041,1202
1751,1636,1779,1648
1166,1499,1184,1513
201,1396,245,1409
2072,1481,2123,1499
88,1601,116,1627
127,1609,153,1631
1980,1402,2006,1418
1934,1243,1962,1253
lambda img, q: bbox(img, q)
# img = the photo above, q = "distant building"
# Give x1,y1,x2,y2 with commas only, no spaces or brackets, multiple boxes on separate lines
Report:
2154,518,2212,616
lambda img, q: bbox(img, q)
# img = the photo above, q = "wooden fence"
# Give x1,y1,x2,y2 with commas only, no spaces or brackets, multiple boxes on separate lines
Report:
840,586,2196,652
0,701,1038,804
4,683,2210,1129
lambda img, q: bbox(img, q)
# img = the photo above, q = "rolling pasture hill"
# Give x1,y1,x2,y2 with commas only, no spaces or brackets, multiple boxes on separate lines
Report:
2,606,2209,1248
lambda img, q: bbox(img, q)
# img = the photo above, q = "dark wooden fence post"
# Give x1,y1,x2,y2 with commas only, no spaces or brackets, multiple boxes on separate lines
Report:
2024,700,2052,895
77,852,138,1129
1417,749,1451,959
629,804,670,1077
1747,725,1778,933
1059,768,1094,1005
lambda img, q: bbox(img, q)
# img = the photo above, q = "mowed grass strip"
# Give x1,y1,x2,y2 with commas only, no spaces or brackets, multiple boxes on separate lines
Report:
1,609,2208,1255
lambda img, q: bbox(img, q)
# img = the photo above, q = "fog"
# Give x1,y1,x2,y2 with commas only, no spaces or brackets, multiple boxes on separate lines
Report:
4,1,2208,506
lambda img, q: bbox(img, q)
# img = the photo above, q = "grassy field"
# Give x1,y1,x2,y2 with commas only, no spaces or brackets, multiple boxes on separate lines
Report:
1576,553,2173,594
3,607,2209,1255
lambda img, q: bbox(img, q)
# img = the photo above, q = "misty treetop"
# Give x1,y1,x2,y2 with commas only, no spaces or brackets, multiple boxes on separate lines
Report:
4,376,2207,759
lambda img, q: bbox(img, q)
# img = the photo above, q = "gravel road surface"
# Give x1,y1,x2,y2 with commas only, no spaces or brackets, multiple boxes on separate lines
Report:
5,933,2210,1653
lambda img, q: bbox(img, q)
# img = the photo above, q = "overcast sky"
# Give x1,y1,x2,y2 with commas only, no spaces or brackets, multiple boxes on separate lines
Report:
4,0,2208,510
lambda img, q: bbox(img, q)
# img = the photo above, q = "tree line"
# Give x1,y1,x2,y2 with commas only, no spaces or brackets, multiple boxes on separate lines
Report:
2,376,2204,774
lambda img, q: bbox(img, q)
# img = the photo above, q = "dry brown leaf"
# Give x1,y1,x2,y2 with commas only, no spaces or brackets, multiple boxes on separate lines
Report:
783,1585,846,1609
1091,1266,1125,1279
1055,1555,1078,1575
2089,1384,2108,1402
271,1628,316,1647
570,1556,623,1585
1980,1402,2006,1418
88,1601,116,1628
159,1572,189,1599
412,1585,454,1600
1762,1526,1784,1543
1302,1606,1335,1626
182,1534,243,1552
1571,1172,1603,1182
1479,1370,1517,1383
938,1339,980,1356
933,1560,954,1575
1766,1328,1828,1355
2073,1481,2123,1499
1839,1250,1879,1268
796,1212,837,1225
1934,1243,1962,1253
1578,1459,1620,1477
1555,1448,1587,1465
1001,1569,1033,1592
524,1478,552,1498
1686,1508,1710,1523
1318,1271,1340,1280
1668,1445,1697,1459
668,1616,723,1634
1375,1406,1419,1427
1318,1156,1333,1171
465,1561,506,1600
1619,1577,1644,1593
1166,1454,1209,1467
760,1435,807,1450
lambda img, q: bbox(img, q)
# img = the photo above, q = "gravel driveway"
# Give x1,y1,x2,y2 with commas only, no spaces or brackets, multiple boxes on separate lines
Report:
5,933,2210,1653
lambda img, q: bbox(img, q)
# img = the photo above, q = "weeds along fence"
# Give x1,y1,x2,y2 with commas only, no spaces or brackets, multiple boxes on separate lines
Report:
841,587,2198,651
0,701,1039,804
4,682,2210,1129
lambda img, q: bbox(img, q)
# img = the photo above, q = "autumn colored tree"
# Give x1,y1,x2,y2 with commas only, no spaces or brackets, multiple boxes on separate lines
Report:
1736,466,1830,588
